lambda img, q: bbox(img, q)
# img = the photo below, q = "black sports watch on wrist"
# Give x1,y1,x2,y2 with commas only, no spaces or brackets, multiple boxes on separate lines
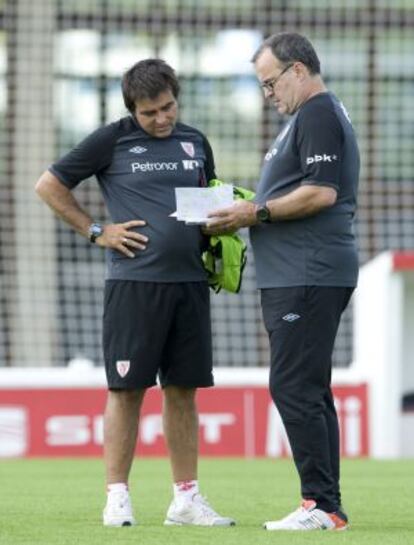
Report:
88,223,104,243
256,205,271,223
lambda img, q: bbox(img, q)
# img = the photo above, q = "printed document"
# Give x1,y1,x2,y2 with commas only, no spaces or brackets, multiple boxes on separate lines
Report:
173,184,234,224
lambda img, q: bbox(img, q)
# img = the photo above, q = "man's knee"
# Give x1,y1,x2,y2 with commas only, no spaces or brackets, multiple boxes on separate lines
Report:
269,376,289,410
163,386,197,410
270,382,325,423
107,389,145,410
270,387,300,422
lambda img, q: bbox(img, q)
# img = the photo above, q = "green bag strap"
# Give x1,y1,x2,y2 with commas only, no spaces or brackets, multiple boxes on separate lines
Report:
202,179,253,294
208,178,256,201
202,233,247,294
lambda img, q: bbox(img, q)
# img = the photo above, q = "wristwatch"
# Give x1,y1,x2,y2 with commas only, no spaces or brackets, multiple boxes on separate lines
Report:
88,223,104,243
256,205,271,223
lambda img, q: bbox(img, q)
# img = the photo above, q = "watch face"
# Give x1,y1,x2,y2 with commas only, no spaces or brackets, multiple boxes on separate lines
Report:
257,206,270,222
91,225,102,236
89,223,103,242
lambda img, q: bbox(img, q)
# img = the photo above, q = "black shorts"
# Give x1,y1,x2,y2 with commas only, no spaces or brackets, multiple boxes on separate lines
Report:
103,281,213,390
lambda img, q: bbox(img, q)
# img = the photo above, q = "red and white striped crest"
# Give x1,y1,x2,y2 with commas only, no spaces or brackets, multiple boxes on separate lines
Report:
116,360,130,378
180,142,195,157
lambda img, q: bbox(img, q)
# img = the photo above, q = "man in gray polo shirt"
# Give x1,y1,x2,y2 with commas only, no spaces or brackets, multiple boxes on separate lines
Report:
35,59,235,528
206,32,359,530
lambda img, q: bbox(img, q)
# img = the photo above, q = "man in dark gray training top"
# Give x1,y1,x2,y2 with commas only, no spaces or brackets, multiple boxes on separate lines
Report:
206,32,359,530
35,59,235,528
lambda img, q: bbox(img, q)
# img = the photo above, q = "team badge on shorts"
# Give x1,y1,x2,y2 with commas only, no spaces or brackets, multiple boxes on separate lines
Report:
180,142,195,157
116,360,130,378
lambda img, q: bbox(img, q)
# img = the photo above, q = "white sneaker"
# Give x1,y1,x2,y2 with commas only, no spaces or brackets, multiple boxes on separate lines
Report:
263,500,348,531
103,490,136,527
164,493,236,527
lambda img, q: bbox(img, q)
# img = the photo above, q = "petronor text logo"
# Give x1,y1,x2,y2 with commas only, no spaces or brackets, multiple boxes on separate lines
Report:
131,162,178,173
306,154,337,165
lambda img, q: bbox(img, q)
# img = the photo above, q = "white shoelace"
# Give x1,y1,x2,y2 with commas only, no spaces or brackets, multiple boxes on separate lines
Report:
193,495,219,518
296,507,332,530
108,491,130,510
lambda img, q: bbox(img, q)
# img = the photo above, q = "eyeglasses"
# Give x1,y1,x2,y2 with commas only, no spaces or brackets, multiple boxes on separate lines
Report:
260,63,294,93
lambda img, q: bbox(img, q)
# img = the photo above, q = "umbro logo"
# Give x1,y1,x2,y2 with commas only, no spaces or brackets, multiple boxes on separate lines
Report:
129,146,147,154
282,313,301,322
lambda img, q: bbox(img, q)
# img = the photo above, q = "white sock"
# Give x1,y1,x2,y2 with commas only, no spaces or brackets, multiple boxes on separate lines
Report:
107,482,128,494
173,479,199,500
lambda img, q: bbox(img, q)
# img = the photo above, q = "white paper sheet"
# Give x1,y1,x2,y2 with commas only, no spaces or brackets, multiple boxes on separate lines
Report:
173,184,234,224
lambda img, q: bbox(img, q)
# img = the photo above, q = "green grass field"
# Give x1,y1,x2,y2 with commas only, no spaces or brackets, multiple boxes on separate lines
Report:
0,458,413,545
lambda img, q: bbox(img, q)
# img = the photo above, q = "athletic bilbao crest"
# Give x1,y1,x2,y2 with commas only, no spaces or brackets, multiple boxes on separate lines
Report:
116,360,130,378
180,142,195,157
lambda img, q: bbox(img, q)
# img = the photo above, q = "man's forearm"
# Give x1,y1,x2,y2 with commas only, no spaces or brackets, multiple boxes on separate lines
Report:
266,184,337,221
35,170,93,238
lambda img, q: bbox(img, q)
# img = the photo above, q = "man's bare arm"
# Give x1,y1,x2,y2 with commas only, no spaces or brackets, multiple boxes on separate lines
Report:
35,170,148,257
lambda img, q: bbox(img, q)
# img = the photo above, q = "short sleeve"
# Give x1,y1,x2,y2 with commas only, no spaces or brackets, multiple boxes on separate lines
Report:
49,123,120,189
201,135,216,182
296,105,344,190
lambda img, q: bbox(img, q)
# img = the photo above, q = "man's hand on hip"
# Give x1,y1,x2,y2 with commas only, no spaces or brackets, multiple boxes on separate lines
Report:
96,220,148,258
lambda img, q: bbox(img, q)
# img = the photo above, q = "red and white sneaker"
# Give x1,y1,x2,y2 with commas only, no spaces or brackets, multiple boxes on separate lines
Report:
263,499,348,531
164,493,235,527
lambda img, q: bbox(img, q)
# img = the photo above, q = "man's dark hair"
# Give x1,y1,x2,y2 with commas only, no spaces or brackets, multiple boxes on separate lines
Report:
122,59,180,113
252,32,321,75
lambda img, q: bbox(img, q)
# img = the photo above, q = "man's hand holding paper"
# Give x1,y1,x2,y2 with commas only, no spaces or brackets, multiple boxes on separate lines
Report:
204,199,258,235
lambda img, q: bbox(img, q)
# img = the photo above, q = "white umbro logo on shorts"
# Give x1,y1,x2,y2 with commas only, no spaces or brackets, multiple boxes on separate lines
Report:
129,146,147,154
116,360,130,377
282,313,301,322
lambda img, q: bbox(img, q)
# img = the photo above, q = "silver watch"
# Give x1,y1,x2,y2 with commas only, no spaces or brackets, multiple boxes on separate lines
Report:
88,223,104,243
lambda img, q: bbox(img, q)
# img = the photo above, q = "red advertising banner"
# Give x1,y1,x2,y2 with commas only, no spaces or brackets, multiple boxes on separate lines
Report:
0,385,368,458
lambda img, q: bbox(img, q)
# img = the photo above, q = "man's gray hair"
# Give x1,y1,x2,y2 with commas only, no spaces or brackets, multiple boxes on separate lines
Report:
252,32,321,75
